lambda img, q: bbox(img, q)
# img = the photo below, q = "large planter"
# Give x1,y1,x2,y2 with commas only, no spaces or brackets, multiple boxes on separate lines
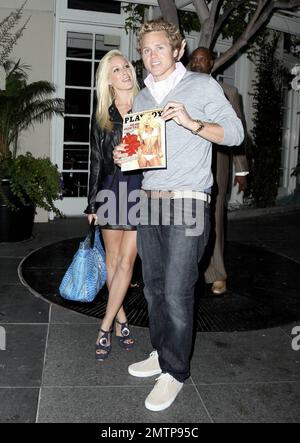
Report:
0,178,35,242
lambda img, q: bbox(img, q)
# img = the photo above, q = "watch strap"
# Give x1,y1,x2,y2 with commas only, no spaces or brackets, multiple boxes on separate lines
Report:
191,120,205,135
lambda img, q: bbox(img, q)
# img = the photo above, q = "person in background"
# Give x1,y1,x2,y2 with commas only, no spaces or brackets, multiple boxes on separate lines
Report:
85,50,142,360
190,47,249,296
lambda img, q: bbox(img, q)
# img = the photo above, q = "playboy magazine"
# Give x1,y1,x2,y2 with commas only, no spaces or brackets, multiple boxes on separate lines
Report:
121,108,166,172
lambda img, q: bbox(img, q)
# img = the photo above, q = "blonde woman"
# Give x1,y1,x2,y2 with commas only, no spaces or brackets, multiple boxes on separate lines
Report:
85,50,142,361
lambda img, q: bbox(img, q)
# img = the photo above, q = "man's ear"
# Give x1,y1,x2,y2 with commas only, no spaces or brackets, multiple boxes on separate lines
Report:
177,40,187,62
173,49,179,60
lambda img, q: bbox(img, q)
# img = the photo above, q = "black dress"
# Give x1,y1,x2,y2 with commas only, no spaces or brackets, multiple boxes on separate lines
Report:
85,103,143,231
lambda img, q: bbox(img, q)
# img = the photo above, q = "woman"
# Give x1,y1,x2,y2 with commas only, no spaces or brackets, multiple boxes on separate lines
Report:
85,50,142,361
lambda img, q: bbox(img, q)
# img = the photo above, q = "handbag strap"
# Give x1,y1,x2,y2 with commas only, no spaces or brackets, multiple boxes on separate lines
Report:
88,219,96,249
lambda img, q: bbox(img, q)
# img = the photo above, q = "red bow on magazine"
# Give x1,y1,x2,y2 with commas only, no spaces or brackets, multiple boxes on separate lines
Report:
122,133,140,156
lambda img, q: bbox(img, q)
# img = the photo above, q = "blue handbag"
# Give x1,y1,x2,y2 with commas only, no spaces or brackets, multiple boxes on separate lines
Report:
59,223,107,302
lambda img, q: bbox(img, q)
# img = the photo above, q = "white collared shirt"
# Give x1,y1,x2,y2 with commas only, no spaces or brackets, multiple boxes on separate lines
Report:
144,62,187,104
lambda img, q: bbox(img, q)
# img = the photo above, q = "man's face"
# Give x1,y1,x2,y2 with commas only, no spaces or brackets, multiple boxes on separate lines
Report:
141,31,178,82
190,49,214,74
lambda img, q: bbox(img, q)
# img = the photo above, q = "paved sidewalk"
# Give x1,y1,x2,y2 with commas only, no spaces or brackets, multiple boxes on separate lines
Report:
0,211,299,423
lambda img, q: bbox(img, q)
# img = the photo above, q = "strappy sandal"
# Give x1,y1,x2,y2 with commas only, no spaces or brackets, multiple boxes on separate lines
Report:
115,320,135,350
95,327,112,361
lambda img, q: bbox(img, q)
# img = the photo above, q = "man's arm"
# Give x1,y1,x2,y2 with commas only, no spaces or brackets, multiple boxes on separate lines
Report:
202,78,245,146
220,82,249,193
234,154,248,173
220,83,243,119
161,78,244,147
221,84,249,168
232,153,248,193
188,120,226,144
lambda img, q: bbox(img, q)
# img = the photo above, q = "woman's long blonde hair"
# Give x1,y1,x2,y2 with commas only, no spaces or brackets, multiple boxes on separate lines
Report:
95,50,139,132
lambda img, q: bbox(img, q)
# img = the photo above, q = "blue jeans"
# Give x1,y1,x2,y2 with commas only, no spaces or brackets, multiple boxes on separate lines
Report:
137,197,210,382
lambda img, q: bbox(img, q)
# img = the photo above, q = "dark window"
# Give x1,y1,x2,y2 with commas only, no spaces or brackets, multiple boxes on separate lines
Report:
67,32,93,59
66,61,92,87
63,145,89,170
65,89,91,115
64,117,90,142
68,0,121,14
62,172,88,197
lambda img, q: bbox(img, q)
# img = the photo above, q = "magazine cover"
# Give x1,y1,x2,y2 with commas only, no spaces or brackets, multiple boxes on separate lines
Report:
121,108,166,172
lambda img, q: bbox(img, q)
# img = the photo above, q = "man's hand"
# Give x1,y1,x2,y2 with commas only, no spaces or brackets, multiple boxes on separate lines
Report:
162,102,194,130
162,101,225,144
234,175,247,193
113,143,128,167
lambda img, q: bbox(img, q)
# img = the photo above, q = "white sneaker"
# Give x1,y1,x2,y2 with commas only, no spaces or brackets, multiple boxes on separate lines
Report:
145,373,183,412
128,350,162,378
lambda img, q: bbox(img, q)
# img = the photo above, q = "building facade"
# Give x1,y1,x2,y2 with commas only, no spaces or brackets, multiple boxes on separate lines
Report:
1,0,299,219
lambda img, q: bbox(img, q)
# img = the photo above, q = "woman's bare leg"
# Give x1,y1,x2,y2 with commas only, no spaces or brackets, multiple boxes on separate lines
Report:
96,230,137,354
102,229,124,290
101,230,137,328
95,229,123,356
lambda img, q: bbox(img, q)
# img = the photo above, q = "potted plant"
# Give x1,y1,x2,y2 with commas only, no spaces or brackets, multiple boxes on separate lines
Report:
0,60,64,242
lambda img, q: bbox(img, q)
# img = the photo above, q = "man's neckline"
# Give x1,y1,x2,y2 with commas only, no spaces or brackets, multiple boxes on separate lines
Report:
144,70,190,106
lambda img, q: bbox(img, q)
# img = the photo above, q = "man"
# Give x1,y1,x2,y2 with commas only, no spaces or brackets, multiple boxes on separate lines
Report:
114,20,244,412
190,47,249,295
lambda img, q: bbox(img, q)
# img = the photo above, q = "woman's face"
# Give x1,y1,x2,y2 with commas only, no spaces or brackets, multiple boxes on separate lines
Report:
109,56,134,92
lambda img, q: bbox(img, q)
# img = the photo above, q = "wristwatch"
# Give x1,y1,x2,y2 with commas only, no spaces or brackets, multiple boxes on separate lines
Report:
191,119,205,135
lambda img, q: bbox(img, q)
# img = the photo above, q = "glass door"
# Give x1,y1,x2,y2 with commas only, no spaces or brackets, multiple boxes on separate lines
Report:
53,23,128,215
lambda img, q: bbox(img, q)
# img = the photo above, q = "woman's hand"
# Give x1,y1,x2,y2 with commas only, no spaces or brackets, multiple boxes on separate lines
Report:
113,143,128,167
87,214,98,225
161,102,194,130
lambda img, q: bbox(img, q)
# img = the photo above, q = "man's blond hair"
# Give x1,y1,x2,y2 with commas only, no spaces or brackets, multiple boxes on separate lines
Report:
137,19,183,55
